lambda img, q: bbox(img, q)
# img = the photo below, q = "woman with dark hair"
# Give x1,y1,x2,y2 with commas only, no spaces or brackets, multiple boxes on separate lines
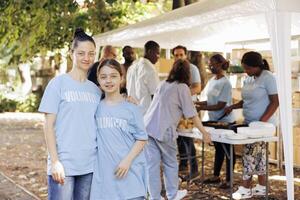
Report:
39,28,101,200
225,51,279,199
196,54,235,189
144,59,211,200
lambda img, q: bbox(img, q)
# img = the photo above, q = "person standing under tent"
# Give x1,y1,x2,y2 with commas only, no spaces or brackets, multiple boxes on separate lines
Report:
126,40,160,115
195,54,235,189
172,45,201,179
144,59,211,200
225,51,279,199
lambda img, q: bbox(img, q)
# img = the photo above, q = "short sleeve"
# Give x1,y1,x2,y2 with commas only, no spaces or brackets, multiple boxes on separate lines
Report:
144,65,159,95
218,81,232,103
130,106,148,140
38,77,61,114
265,74,278,95
190,64,201,84
178,84,197,118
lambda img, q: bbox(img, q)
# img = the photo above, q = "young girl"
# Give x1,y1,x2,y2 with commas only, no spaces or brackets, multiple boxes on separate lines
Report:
39,28,101,200
90,59,148,200
225,51,279,199
144,59,211,200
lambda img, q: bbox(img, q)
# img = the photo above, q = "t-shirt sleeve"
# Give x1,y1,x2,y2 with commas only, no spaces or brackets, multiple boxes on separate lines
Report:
145,67,159,95
178,84,197,118
130,106,148,140
218,81,232,103
265,74,278,95
190,64,201,84
38,77,61,114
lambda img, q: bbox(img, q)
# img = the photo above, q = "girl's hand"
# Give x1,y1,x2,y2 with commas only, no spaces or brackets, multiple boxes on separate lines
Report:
115,158,132,179
51,161,65,185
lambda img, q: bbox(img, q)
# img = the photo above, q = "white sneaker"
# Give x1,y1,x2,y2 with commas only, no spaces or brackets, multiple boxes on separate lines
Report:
252,184,266,196
173,189,187,200
232,186,253,199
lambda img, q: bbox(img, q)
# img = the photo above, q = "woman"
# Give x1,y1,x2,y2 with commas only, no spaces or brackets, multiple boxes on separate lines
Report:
196,54,235,189
39,28,101,200
225,51,279,199
144,59,211,200
90,59,148,200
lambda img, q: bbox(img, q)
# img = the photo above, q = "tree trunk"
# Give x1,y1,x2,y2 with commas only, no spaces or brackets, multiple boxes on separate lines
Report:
172,0,185,9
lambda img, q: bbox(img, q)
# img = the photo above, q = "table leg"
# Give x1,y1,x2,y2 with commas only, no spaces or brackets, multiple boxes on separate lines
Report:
266,142,269,200
201,140,205,190
230,144,233,200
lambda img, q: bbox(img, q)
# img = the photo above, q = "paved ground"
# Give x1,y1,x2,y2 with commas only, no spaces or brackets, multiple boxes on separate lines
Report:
0,112,299,200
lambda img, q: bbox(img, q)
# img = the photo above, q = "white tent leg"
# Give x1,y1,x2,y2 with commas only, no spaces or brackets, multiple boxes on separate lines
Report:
266,11,294,200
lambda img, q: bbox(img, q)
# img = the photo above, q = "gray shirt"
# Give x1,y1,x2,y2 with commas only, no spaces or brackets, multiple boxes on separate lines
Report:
144,81,197,141
190,63,201,84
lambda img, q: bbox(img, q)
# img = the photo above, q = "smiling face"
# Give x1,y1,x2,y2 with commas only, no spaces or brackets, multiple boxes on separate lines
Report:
71,41,96,72
98,65,122,94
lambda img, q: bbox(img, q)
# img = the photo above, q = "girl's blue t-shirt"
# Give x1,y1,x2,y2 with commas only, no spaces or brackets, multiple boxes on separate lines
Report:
38,74,101,176
90,100,148,200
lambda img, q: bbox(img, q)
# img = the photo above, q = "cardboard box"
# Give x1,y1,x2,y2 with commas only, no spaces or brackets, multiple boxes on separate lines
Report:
293,126,300,145
293,92,300,101
294,146,300,166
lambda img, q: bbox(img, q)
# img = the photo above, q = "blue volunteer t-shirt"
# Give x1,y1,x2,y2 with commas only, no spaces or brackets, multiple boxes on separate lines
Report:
242,70,278,124
206,76,234,123
38,74,101,176
90,100,148,200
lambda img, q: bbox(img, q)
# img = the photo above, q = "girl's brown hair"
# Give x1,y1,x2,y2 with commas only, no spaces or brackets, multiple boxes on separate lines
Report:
166,59,191,86
97,59,123,76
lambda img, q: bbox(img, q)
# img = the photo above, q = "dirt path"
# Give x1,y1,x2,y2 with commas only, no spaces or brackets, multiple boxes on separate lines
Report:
0,112,299,199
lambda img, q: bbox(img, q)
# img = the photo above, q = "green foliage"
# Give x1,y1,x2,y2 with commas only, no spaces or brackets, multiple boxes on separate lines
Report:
0,93,41,113
0,94,18,112
0,0,170,68
16,93,41,112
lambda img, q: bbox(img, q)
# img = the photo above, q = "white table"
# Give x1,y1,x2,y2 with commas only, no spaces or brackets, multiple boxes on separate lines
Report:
178,127,278,200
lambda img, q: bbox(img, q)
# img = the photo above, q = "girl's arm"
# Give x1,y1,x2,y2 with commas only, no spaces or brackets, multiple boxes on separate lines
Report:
44,113,65,184
115,140,147,178
260,94,279,122
191,115,211,143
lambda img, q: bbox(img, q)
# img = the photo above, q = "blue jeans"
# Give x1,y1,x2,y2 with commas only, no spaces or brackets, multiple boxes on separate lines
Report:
48,173,93,200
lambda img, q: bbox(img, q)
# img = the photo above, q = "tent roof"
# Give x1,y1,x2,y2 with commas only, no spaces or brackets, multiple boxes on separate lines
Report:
94,0,300,51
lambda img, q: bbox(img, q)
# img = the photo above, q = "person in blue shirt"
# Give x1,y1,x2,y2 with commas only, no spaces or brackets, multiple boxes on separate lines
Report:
144,59,211,200
196,54,235,189
225,51,279,199
38,28,101,200
90,59,148,200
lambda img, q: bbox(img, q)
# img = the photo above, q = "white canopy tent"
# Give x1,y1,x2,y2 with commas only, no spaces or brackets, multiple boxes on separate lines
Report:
94,0,300,199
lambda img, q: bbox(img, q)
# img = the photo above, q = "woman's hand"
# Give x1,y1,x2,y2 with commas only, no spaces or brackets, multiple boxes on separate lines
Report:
115,158,132,179
224,106,233,115
125,95,139,105
51,161,65,185
202,131,212,144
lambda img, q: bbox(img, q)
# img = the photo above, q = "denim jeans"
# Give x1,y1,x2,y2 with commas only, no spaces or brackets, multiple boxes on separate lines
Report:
48,173,93,200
